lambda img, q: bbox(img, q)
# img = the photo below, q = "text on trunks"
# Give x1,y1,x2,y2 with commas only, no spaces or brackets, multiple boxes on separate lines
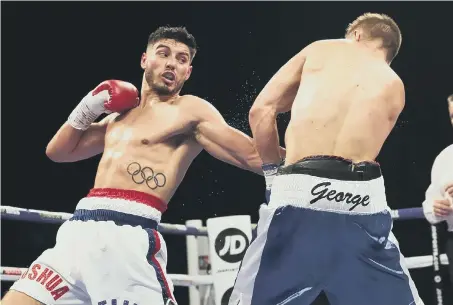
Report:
310,181,370,211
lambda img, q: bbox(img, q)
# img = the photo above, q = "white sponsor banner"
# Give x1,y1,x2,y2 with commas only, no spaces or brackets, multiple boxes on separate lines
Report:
207,216,252,305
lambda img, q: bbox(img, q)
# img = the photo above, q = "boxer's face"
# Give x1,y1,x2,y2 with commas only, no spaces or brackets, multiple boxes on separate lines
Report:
141,39,193,96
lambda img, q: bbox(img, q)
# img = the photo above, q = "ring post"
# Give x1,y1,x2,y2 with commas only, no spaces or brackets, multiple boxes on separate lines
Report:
186,220,202,305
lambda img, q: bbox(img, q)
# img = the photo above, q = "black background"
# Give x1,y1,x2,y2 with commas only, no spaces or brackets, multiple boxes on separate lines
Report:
2,2,453,305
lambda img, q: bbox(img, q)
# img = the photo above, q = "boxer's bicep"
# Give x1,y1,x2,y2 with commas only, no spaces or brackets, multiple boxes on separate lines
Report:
387,78,405,127
194,103,263,174
68,119,109,161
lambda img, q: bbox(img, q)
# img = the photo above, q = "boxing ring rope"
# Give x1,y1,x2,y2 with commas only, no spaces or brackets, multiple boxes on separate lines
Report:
0,266,214,287
1,205,450,305
0,206,209,236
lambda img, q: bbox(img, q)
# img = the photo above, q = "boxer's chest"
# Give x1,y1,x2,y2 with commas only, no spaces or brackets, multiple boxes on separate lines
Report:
105,105,193,148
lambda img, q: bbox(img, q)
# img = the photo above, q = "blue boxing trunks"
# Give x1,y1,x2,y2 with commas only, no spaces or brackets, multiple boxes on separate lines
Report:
229,156,424,305
10,188,176,305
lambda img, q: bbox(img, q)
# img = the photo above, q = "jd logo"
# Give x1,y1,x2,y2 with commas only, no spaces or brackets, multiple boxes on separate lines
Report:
221,287,233,305
215,228,249,263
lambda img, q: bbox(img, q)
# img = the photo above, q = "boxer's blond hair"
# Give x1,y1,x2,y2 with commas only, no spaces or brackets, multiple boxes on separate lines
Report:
346,13,402,62
448,94,453,104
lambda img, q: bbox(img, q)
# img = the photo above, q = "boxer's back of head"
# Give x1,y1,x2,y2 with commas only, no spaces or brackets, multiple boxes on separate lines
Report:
345,13,401,62
147,26,198,61
448,94,453,125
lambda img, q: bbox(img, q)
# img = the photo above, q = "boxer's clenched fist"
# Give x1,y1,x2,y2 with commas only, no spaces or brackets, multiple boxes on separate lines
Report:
68,80,139,130
94,80,140,113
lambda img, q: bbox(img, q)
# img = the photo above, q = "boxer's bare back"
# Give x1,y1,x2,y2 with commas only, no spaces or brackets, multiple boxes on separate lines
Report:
286,39,404,163
252,38,404,164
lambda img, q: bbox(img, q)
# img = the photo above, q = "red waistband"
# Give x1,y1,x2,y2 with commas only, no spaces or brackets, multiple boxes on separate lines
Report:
87,188,167,213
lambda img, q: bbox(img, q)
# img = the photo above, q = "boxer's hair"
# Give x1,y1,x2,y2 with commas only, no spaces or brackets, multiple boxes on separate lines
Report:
345,13,402,62
448,94,453,103
148,26,198,61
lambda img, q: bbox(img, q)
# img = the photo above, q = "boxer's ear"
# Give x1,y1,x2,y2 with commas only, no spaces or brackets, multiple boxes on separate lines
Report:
140,53,147,70
184,66,193,81
354,30,361,42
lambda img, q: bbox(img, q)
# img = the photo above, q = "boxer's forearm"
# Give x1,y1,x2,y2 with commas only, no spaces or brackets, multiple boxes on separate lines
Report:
195,123,264,175
234,139,265,175
46,123,85,160
228,149,264,176
46,121,106,163
249,107,282,164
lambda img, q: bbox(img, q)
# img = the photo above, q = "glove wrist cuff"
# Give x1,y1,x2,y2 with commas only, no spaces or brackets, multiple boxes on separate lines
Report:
262,159,284,175
262,163,279,176
67,94,105,131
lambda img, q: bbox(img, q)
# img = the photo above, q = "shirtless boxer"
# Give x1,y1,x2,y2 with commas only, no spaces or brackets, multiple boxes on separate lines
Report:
2,26,275,305
229,13,424,305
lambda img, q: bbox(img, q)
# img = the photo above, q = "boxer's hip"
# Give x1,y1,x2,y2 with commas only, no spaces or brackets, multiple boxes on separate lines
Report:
12,188,173,305
55,188,168,263
70,188,167,228
269,155,388,214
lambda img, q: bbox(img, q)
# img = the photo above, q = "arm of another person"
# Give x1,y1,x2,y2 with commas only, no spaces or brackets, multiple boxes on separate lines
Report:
191,97,284,175
248,47,309,164
423,147,453,224
46,113,117,163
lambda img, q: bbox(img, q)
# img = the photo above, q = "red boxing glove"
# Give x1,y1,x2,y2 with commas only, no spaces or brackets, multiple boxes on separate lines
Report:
68,80,140,130
93,80,140,113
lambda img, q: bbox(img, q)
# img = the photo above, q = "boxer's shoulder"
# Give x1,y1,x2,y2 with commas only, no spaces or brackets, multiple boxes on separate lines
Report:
177,95,219,118
177,94,208,105
383,71,404,97
97,112,121,129
303,39,349,56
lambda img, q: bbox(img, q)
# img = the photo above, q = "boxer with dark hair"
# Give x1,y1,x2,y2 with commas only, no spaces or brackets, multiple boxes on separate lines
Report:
2,26,281,305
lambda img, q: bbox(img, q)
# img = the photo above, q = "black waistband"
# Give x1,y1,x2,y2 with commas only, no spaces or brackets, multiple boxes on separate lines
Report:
277,155,382,181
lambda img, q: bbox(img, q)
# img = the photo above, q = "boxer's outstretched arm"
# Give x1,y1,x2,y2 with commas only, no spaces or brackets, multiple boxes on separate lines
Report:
46,114,115,163
249,48,309,164
191,98,264,175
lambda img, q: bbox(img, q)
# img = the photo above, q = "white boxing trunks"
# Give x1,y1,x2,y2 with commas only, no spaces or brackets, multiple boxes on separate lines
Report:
9,188,175,305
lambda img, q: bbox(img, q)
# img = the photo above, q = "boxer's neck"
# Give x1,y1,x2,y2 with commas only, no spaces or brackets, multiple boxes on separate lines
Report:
354,39,387,63
140,77,180,108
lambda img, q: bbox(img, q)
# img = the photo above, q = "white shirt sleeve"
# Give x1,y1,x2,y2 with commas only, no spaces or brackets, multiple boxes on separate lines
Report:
422,144,453,229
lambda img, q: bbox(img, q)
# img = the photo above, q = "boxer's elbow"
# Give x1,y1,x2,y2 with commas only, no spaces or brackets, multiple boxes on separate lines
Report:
249,104,265,124
249,104,275,130
45,141,76,163
45,145,69,163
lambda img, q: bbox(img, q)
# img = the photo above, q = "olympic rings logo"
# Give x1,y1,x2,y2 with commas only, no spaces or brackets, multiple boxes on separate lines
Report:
127,162,166,190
